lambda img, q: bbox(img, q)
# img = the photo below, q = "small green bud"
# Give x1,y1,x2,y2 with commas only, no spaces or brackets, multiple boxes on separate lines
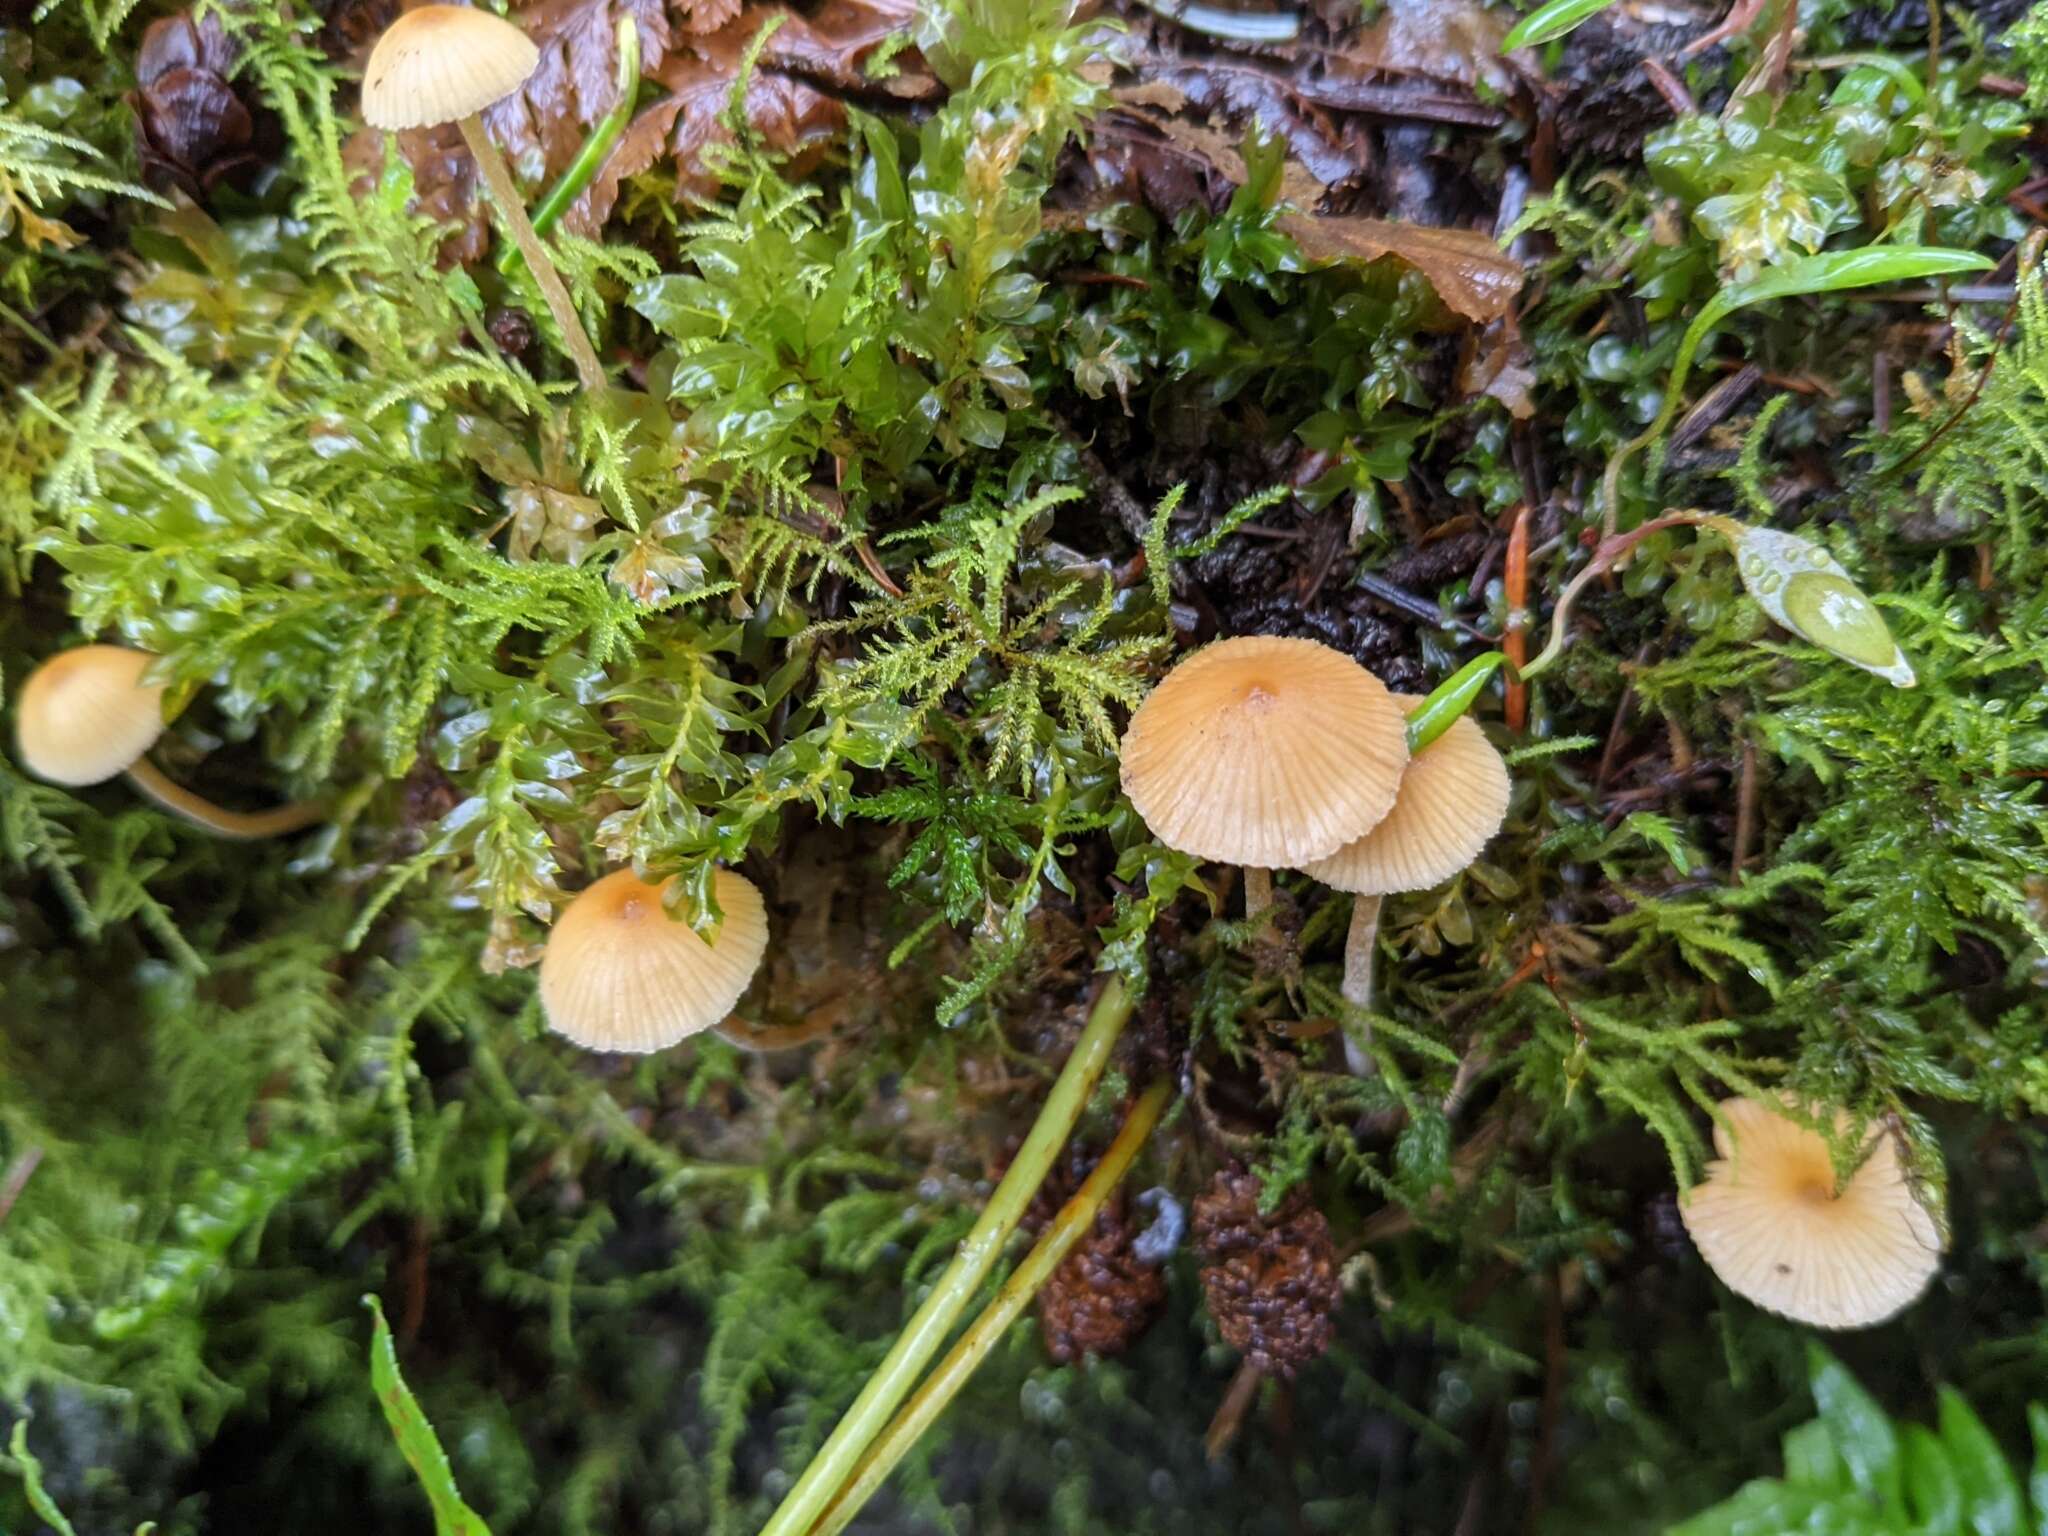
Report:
1729,527,1915,687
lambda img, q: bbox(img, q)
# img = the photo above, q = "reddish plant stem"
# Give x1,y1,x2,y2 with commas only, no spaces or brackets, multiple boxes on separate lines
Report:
1517,511,1742,683
1205,1357,1266,1461
1503,503,1531,732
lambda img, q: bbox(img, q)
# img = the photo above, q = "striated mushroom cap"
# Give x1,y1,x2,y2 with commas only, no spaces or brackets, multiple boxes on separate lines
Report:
1119,635,1408,869
1300,695,1510,894
15,645,167,787
361,5,539,131
539,868,769,1054
1680,1097,1943,1330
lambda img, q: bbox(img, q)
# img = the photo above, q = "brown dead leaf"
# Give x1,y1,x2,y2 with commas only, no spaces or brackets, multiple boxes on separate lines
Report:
341,122,488,269
1059,111,1227,225
1137,57,1362,187
759,0,928,96
573,23,841,224
569,1,929,228
1331,0,1516,96
1278,214,1521,324
1458,317,1537,418
482,0,689,180
1140,104,1328,210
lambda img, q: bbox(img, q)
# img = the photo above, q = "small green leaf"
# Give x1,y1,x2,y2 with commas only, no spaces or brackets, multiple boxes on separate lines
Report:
1810,1342,1902,1510
1500,0,1622,51
2027,1404,2048,1536
365,1295,494,1536
1652,248,1993,450
1784,1418,1847,1491
1937,1388,2025,1536
1407,652,1505,753
1610,812,1694,875
1904,1424,1964,1536
1667,1480,1850,1536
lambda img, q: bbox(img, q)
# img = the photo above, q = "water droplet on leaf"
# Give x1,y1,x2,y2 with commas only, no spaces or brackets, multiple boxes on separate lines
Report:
1782,572,1898,669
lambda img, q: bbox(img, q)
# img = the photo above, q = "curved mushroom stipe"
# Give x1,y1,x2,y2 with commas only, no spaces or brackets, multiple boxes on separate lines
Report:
16,646,324,841
124,758,327,840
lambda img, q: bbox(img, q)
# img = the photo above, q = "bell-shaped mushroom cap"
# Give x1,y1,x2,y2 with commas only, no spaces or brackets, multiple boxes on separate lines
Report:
539,868,770,1054
1119,635,1408,868
361,5,539,131
1681,1097,1943,1330
15,645,167,787
1299,696,1510,894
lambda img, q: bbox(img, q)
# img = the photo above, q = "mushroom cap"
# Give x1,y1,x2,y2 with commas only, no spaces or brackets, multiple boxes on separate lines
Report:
1120,636,1409,869
1680,1097,1943,1330
15,645,167,787
361,5,539,131
1299,696,1510,894
539,868,769,1054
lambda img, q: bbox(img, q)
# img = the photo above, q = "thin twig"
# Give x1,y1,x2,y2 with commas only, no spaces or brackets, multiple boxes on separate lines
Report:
1205,1357,1266,1461
1353,572,1493,643
1670,364,1761,452
1593,646,1648,794
1640,57,1696,116
1732,735,1759,877
0,1145,44,1226
1892,240,2037,473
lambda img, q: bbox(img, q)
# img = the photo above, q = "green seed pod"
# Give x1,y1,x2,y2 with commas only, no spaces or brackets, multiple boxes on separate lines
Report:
1730,527,1915,687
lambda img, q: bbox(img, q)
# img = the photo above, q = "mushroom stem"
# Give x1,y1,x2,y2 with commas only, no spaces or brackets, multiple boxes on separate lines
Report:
123,758,325,839
455,114,606,393
1341,893,1383,1076
1242,867,1273,922
713,1014,840,1053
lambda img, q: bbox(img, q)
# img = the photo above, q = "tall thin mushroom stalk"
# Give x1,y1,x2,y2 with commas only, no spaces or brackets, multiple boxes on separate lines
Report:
361,6,607,393
1300,695,1511,1075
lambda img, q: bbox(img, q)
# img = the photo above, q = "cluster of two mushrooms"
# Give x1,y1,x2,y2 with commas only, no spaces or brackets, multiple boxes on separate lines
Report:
1119,634,1511,1066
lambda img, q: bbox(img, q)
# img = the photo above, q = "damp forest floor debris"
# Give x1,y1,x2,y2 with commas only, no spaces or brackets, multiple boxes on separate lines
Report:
4,0,2048,1533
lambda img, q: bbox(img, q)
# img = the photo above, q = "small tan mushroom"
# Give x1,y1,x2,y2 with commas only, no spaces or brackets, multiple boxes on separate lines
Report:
1681,1097,1943,1330
14,645,321,838
1301,698,1510,898
359,4,539,129
1299,697,1509,1067
1119,635,1408,916
361,6,604,391
16,644,165,787
539,868,770,1053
